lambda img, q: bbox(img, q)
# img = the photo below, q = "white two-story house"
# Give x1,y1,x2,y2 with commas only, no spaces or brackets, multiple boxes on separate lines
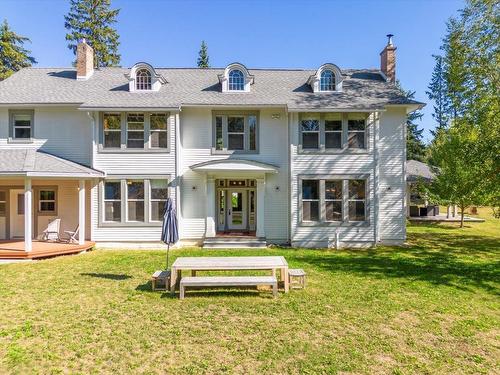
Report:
0,36,423,250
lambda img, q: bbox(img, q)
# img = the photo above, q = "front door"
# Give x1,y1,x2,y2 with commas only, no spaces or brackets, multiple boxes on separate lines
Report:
227,190,247,230
10,189,25,238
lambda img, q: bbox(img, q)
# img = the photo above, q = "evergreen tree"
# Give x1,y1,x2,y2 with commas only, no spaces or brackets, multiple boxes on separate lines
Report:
64,0,121,67
396,81,426,162
197,40,210,68
426,54,451,137
0,19,36,80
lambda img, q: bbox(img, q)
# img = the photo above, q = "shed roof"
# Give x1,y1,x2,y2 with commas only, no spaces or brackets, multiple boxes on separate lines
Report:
406,160,435,182
0,149,104,178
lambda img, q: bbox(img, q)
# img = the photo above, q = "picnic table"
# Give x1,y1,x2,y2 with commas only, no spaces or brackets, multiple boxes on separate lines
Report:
170,256,289,294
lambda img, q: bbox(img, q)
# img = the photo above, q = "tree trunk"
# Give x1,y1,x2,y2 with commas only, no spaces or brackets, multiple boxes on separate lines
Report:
460,204,465,228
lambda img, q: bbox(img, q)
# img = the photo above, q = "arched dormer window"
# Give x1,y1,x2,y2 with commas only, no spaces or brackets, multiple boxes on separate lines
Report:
219,63,254,93
228,69,245,91
125,62,167,92
136,69,152,90
320,70,335,91
308,63,343,93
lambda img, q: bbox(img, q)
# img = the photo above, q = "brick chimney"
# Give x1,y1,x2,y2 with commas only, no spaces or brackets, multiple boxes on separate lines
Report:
380,34,396,83
76,39,94,80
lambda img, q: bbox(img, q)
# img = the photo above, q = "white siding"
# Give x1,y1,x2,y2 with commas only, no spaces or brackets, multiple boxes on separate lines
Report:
378,108,406,243
179,107,289,242
289,112,376,247
0,107,92,165
91,113,177,242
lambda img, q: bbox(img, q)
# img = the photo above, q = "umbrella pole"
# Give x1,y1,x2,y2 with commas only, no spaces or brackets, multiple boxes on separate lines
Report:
166,243,170,270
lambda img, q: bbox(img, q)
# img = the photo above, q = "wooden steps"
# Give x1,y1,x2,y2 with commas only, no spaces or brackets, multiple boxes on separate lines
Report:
203,236,267,249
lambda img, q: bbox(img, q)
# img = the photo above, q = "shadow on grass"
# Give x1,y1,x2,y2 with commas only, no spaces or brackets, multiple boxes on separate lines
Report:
293,231,500,296
80,272,132,280
162,289,275,300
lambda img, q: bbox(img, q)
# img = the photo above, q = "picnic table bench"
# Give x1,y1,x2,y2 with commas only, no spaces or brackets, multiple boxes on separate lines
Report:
179,276,278,299
170,256,289,296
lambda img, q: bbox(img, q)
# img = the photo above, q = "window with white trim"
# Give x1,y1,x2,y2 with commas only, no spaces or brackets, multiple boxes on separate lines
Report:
150,180,169,221
136,69,152,90
104,181,121,222
103,113,121,148
320,70,335,91
10,110,34,140
348,180,366,221
150,113,168,149
300,177,367,224
127,113,145,149
39,189,56,213
213,112,258,152
127,180,145,222
301,117,320,150
324,113,342,149
347,114,366,149
228,69,245,91
0,191,6,217
101,178,169,225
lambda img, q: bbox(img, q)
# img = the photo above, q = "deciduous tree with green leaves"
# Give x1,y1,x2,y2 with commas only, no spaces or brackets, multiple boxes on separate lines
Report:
64,0,121,67
197,40,210,68
0,19,37,80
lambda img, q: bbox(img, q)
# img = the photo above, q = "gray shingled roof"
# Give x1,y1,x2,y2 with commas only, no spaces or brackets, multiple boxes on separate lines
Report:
0,67,424,110
0,149,104,178
406,160,436,182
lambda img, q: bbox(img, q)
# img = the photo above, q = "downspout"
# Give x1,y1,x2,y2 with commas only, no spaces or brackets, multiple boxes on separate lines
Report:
175,109,182,239
373,111,380,246
86,111,96,168
86,111,96,242
286,109,291,244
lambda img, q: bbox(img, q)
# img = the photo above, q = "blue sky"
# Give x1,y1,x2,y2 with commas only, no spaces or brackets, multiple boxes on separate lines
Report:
1,0,464,140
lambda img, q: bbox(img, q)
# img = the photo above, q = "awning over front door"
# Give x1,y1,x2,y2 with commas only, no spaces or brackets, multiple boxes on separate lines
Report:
190,159,279,175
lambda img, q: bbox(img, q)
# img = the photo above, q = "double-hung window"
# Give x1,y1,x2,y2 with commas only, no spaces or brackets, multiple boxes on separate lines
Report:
348,180,366,221
101,178,169,225
103,113,121,148
150,113,168,149
213,112,258,152
299,113,368,151
347,115,366,149
300,177,367,224
127,180,145,222
127,113,145,149
150,180,169,221
39,189,56,214
301,117,320,149
0,191,6,217
10,110,34,140
302,180,319,222
104,181,122,222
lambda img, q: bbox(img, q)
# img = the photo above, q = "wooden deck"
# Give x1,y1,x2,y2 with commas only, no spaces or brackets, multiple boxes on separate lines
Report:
0,240,95,259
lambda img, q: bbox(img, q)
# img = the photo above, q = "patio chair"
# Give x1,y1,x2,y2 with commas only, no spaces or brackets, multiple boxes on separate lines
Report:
62,225,79,244
39,218,61,242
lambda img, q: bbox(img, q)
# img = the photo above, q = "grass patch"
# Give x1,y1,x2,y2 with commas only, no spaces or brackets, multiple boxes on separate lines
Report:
0,211,498,374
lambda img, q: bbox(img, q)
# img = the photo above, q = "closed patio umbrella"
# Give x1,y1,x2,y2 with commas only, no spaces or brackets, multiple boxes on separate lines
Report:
161,198,179,270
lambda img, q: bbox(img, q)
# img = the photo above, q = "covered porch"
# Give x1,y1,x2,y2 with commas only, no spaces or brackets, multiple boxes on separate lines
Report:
0,149,104,254
190,159,279,242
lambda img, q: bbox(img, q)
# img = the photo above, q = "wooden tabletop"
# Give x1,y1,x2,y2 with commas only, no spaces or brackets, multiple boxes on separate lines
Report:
171,256,288,270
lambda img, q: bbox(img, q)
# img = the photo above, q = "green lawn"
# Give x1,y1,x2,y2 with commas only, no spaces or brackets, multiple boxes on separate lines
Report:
1,211,499,374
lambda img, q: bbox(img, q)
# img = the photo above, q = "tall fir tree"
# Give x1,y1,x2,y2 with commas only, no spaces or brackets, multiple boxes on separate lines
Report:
396,81,426,162
197,40,210,68
0,19,37,80
64,0,121,67
426,54,451,137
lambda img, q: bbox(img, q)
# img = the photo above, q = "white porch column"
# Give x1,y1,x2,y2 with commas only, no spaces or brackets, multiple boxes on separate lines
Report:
78,180,86,245
24,178,32,252
256,178,266,238
452,205,457,218
205,177,216,237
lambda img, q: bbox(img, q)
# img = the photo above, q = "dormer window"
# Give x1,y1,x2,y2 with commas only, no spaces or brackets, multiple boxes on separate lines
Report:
320,70,335,91
228,69,245,91
125,62,167,92
219,63,254,93
308,63,343,93
136,69,152,90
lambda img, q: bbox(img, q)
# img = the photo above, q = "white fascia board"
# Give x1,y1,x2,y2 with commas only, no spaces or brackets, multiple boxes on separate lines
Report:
287,108,385,113
78,106,180,112
0,103,82,107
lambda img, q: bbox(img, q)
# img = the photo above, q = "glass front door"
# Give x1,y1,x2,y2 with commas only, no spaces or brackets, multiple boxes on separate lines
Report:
227,190,247,230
